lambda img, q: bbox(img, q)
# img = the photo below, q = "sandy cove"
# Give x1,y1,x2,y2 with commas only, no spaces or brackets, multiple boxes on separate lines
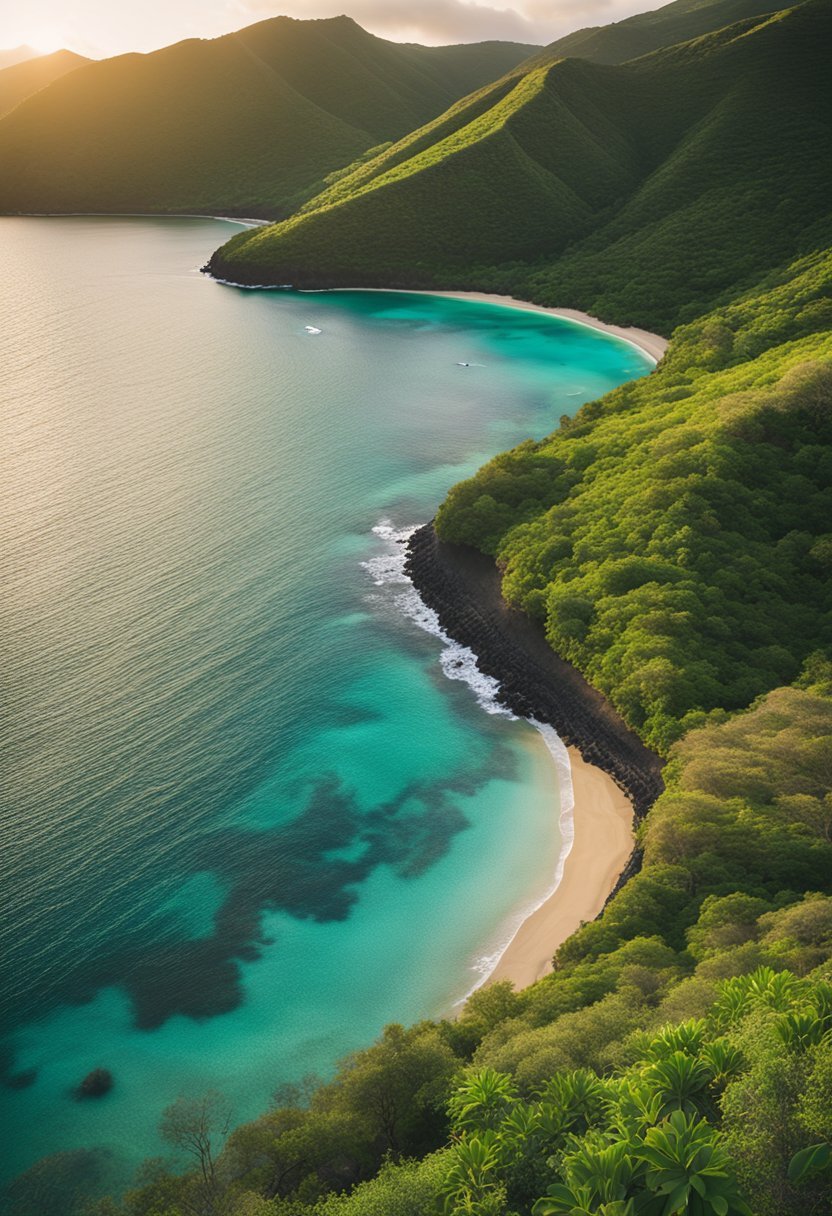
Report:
405,525,664,997
414,291,668,364
488,746,635,989
311,287,669,364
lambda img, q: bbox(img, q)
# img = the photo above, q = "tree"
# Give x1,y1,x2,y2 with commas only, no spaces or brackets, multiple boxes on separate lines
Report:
160,1091,232,1215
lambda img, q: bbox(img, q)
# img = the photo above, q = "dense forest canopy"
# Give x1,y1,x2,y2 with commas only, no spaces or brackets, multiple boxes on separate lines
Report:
436,248,832,750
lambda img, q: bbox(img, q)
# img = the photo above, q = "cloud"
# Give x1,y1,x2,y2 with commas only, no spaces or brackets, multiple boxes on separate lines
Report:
232,0,658,46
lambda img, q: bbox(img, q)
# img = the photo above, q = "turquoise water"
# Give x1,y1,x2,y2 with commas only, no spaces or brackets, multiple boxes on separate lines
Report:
0,217,652,1198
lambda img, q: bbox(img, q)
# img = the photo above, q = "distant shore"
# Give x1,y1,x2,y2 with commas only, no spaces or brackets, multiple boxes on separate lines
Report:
311,287,669,364
405,524,663,992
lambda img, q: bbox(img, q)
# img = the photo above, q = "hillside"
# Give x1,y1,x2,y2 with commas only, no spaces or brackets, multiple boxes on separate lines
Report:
0,46,38,72
535,0,791,64
0,49,89,119
211,0,832,334
0,17,535,218
436,248,832,751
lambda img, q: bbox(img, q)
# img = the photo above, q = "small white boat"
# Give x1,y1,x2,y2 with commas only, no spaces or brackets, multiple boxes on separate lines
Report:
457,361,470,367
305,325,322,334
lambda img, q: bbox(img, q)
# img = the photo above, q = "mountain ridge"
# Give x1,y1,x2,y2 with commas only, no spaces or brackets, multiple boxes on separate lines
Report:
209,0,831,334
0,49,90,119
0,17,536,219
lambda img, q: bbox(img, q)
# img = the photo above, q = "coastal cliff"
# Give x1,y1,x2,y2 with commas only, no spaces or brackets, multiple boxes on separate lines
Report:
405,522,665,829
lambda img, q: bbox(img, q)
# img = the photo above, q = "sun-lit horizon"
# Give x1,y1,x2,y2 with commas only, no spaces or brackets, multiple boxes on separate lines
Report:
0,0,670,61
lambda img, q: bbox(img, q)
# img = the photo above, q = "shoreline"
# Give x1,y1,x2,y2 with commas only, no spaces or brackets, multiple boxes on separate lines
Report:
14,217,666,362
10,211,268,228
405,523,663,992
310,287,669,364
488,742,634,989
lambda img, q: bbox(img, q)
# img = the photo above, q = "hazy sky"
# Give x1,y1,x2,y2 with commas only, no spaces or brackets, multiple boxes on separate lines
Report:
1,0,666,58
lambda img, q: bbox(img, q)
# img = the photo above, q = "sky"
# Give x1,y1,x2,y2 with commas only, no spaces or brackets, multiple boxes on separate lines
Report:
0,0,667,59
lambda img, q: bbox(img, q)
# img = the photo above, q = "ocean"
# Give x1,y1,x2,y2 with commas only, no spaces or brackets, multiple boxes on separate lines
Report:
0,216,652,1198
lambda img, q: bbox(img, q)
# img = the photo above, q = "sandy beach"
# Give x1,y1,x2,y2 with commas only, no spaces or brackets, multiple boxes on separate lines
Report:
486,745,635,989
317,287,669,364
425,292,669,364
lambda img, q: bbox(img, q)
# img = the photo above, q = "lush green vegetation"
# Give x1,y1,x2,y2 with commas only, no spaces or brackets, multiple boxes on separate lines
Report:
165,7,832,1211
212,0,829,336
26,683,819,1215
530,0,795,65
5,2,830,1213
436,248,832,751
0,50,89,120
0,18,534,218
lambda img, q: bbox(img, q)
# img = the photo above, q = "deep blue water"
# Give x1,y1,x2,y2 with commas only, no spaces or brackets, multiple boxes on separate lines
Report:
0,216,652,1199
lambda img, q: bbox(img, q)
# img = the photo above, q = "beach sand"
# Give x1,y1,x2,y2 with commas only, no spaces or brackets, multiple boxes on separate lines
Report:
487,746,635,989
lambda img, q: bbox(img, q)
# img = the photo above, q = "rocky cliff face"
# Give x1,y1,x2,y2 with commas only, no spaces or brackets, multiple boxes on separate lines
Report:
405,523,664,822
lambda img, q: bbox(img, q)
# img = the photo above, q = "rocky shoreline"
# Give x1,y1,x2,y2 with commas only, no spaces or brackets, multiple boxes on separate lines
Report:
405,523,664,899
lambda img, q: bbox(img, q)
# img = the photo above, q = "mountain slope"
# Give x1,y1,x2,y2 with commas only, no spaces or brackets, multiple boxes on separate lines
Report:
534,0,794,64
0,17,536,218
0,46,38,72
0,49,89,119
211,0,832,333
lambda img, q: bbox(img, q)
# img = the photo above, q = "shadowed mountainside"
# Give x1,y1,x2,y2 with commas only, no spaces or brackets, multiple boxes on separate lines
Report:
210,0,830,335
0,17,535,218
0,50,90,119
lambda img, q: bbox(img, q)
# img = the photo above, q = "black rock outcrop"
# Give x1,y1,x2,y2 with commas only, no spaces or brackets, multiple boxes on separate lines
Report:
405,523,665,903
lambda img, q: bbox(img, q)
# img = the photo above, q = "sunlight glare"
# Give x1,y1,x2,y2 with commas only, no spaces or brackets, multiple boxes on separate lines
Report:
23,25,65,54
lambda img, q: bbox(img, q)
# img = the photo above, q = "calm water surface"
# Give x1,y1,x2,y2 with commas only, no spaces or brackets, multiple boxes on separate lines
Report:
0,217,651,1198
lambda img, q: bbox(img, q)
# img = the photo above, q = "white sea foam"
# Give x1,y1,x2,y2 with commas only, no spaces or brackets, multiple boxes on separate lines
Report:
362,520,578,1004
362,521,514,718
208,275,293,290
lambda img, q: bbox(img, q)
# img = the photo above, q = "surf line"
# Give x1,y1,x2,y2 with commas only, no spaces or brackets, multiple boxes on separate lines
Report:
362,520,577,999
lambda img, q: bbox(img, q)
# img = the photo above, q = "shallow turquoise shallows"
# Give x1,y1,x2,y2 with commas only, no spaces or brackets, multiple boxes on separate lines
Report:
0,217,652,1197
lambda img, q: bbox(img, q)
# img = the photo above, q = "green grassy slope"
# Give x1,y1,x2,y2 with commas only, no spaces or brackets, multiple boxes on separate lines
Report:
212,1,827,328
535,0,792,64
0,17,536,218
212,0,832,759
0,49,89,118
211,0,832,333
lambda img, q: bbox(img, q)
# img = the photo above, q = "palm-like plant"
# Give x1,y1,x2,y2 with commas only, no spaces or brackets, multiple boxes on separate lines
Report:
643,1022,707,1061
709,966,807,1030
448,1067,517,1132
441,1130,503,1214
698,1039,745,1089
774,1008,831,1051
603,1077,666,1141
533,1139,641,1215
642,1052,712,1119
537,1070,608,1134
635,1111,752,1216
747,967,804,1011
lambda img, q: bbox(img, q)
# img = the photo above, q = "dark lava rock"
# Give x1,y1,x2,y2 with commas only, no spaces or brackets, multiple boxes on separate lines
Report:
405,523,666,912
76,1068,113,1098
